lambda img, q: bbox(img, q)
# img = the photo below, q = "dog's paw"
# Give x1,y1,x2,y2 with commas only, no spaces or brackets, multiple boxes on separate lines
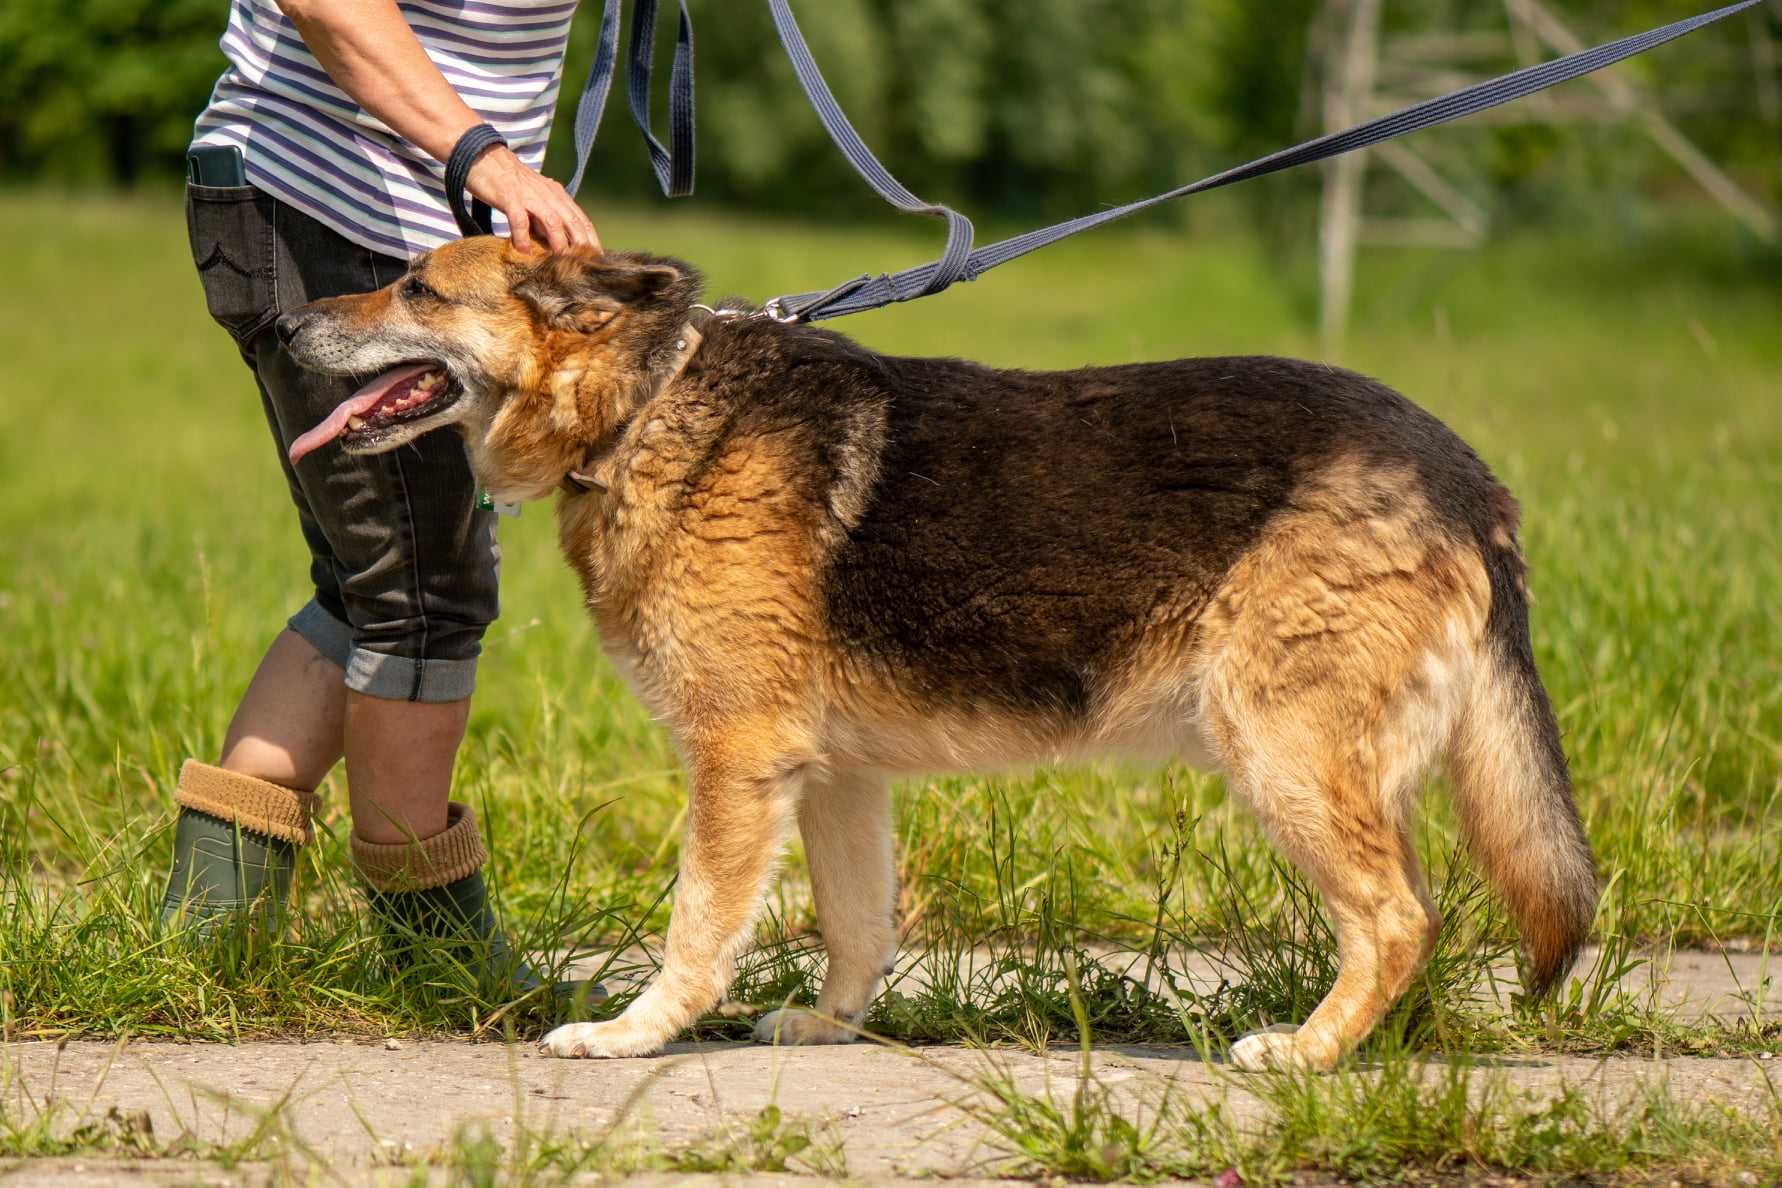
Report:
752,1008,859,1047
1228,1023,1316,1073
537,1020,663,1060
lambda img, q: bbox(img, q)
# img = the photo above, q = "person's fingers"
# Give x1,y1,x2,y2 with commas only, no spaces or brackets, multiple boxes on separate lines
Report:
558,196,597,250
539,176,597,251
566,200,599,251
533,205,569,253
505,203,534,253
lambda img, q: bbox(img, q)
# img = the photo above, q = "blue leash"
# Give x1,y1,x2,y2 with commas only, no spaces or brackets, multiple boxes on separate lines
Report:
451,0,694,235
762,0,1765,322
452,0,1764,321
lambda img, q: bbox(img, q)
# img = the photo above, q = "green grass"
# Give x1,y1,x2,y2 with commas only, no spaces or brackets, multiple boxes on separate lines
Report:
959,1032,1782,1184
0,185,1777,1075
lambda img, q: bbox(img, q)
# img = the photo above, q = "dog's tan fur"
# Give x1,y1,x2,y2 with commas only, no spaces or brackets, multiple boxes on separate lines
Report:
281,238,1597,1069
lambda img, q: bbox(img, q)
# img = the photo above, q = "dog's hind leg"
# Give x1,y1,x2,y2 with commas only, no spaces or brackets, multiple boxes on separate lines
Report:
539,723,809,1059
1222,766,1441,1073
1194,506,1486,1071
1205,650,1450,1073
754,767,897,1046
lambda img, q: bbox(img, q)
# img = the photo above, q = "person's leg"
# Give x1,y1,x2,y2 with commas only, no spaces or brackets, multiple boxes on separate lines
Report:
249,203,585,998
342,691,465,845
210,630,475,848
164,185,334,929
219,628,347,789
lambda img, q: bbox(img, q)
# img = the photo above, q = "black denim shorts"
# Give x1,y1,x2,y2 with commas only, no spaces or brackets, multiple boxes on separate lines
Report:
185,183,499,702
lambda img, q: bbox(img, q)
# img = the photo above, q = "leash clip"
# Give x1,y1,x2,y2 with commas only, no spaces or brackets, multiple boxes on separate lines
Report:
761,273,875,324
759,297,802,324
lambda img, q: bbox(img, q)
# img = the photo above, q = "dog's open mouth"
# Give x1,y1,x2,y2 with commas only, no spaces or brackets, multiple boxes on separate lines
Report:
287,363,461,464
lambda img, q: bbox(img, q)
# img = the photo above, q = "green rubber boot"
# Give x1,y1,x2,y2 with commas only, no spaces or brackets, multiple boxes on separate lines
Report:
159,761,316,934
369,869,552,996
354,803,604,1009
160,808,300,931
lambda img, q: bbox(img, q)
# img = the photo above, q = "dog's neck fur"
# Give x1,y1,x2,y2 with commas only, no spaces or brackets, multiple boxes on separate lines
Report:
562,309,706,495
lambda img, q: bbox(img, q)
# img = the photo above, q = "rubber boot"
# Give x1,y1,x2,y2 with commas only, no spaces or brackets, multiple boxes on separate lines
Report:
160,760,316,933
352,803,602,1007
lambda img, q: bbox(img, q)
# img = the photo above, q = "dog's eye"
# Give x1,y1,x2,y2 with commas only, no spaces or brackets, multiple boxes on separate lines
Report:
403,277,440,302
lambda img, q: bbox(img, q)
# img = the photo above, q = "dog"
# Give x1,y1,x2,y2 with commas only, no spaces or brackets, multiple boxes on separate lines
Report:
277,237,1597,1070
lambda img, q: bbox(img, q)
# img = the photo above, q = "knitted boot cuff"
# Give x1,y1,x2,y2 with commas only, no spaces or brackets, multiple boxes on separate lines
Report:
174,759,317,845
350,802,488,892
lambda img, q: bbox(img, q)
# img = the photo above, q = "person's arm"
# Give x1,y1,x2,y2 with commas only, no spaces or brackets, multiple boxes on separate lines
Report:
277,0,599,253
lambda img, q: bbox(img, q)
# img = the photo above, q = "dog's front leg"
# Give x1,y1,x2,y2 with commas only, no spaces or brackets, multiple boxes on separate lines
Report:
540,729,805,1059
754,767,897,1046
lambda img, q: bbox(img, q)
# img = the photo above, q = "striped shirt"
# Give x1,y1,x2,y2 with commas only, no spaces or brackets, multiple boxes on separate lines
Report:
192,0,579,259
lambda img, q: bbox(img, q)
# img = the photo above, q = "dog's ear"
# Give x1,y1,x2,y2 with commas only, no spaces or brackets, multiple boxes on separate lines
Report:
514,252,683,333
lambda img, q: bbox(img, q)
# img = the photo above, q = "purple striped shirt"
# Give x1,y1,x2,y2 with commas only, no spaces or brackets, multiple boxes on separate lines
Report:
193,0,579,259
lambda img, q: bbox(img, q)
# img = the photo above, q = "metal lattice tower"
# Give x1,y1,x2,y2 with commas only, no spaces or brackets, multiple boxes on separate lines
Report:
1316,0,1780,352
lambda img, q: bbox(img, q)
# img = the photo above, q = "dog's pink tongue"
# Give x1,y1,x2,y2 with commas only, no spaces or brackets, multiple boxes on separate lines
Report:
287,363,436,464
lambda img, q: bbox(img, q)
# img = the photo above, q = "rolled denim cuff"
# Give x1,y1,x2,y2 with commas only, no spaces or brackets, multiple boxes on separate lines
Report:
287,597,479,703
288,598,352,670
345,647,478,703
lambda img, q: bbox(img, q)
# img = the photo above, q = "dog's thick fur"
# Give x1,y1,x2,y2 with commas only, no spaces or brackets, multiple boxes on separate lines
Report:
280,239,1597,1070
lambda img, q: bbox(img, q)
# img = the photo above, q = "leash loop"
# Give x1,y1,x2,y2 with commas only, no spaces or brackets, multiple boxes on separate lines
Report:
764,0,975,318
455,0,694,232
627,0,697,198
564,0,695,201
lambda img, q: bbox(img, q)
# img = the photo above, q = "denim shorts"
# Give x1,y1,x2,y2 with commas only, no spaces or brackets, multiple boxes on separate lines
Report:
185,183,498,702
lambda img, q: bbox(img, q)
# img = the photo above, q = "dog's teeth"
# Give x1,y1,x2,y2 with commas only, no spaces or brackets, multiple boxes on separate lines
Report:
347,415,366,430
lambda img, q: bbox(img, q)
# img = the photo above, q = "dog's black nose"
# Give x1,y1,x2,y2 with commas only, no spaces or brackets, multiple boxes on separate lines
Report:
274,309,311,347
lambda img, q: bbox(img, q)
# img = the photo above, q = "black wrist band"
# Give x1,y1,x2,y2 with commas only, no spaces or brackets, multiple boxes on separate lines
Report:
446,122,506,238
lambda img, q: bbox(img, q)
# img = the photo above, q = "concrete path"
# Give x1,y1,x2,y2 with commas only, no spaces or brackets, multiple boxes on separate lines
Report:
2,948,1776,1185
4,1037,1777,1185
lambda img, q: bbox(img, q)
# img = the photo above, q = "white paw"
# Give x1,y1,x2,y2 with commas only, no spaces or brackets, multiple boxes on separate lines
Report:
537,1020,665,1059
1229,1023,1310,1072
752,1008,859,1046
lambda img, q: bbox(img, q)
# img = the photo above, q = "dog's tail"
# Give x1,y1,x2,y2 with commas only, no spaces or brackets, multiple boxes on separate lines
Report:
1448,496,1597,997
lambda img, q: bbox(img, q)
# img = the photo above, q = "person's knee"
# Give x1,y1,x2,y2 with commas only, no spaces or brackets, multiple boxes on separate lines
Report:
344,611,491,703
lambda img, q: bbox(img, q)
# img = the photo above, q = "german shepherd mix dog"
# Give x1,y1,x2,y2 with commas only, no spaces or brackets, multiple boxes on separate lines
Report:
279,239,1597,1070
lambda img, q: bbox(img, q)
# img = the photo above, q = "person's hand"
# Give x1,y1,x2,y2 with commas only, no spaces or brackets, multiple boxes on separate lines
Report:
465,143,600,253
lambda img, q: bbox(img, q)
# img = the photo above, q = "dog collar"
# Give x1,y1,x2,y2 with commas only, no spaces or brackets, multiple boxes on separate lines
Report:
562,320,705,495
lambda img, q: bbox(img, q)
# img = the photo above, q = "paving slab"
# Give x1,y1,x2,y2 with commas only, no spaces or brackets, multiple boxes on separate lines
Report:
2,946,1775,1184
4,1035,1776,1185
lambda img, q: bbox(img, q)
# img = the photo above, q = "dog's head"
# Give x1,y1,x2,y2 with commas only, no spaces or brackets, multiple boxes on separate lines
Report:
281,237,699,502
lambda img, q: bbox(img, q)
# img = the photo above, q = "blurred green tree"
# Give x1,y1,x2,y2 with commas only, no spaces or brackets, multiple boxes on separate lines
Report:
0,0,224,183
0,1,1773,231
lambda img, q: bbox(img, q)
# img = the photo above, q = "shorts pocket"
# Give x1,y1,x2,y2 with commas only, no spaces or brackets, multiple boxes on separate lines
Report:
186,183,276,343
